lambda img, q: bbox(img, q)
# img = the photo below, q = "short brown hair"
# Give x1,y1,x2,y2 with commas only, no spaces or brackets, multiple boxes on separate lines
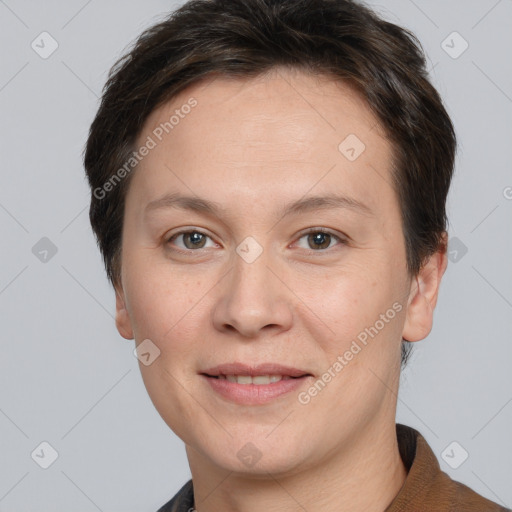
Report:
84,0,457,367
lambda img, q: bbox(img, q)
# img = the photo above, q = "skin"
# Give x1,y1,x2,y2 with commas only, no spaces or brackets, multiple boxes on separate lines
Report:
114,66,447,512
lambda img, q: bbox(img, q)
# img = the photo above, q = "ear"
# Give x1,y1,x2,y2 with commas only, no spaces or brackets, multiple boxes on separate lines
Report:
402,233,448,342
114,282,134,340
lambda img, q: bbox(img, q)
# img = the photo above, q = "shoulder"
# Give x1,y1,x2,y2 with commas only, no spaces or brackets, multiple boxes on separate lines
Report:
449,478,510,512
387,424,510,512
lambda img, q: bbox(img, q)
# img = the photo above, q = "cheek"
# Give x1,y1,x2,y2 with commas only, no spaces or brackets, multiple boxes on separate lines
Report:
123,239,405,358
123,253,217,356
294,263,399,346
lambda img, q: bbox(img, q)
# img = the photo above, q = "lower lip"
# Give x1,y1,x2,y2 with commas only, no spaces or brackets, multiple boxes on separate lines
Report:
201,375,311,405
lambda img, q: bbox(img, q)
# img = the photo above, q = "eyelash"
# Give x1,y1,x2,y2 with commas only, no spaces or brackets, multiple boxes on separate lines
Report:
165,227,347,255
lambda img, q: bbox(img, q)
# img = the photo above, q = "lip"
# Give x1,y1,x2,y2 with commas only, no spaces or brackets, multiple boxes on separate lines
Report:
200,362,313,405
201,362,311,378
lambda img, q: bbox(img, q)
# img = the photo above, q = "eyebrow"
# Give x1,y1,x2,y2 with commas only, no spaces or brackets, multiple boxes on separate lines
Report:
144,191,374,220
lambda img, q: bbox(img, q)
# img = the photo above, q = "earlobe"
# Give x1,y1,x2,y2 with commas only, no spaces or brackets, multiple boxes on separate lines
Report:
115,285,134,340
402,236,448,342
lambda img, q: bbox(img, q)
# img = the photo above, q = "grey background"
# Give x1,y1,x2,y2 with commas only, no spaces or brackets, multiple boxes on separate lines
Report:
0,0,511,510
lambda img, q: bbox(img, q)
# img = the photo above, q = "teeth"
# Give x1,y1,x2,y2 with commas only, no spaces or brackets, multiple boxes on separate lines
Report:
218,375,290,384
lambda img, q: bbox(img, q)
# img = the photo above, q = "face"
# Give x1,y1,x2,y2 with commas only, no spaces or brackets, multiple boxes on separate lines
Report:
115,67,445,477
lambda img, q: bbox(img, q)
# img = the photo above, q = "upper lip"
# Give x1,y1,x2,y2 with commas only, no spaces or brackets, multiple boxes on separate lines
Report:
201,362,312,378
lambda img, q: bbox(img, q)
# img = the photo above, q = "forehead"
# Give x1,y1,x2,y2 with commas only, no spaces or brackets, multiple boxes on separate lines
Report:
142,67,385,149
130,67,395,218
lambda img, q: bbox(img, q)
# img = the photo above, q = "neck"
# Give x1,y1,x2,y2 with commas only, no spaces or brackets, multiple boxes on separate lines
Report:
186,419,408,512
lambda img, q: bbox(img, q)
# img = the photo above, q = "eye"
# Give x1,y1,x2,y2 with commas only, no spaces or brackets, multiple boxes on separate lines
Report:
165,227,346,254
166,230,217,251
295,228,346,252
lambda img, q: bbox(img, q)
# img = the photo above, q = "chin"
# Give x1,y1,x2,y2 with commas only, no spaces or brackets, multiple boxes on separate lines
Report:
193,431,314,478
215,451,307,478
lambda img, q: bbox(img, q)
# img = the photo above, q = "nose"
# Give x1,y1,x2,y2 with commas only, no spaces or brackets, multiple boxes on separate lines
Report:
211,246,294,339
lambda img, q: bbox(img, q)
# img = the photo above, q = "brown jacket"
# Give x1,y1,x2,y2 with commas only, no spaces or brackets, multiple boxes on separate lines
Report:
157,423,510,512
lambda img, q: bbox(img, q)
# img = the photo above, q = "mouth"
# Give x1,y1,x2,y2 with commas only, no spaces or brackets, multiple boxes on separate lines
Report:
200,362,313,404
201,362,312,380
202,374,307,384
